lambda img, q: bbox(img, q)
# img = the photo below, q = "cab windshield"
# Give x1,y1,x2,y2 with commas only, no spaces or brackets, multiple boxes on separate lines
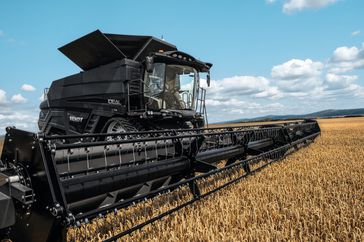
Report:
144,63,199,110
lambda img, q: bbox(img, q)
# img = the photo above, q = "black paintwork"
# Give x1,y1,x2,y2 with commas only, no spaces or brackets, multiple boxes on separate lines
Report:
39,30,211,135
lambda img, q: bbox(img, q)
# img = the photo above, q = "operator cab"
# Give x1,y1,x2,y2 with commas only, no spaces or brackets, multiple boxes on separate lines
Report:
144,64,199,110
139,50,211,128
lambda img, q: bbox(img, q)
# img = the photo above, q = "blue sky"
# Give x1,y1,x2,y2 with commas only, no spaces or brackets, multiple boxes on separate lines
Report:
0,0,364,133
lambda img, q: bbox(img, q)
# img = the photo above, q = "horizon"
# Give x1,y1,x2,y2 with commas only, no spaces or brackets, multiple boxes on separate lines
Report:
1,0,364,134
215,107,364,123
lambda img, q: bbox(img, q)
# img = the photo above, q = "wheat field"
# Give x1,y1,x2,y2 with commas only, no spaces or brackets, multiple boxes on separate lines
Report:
107,117,363,242
65,117,364,241
1,118,364,241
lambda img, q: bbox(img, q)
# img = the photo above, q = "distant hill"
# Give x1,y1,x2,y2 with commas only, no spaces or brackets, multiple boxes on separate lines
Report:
223,108,364,124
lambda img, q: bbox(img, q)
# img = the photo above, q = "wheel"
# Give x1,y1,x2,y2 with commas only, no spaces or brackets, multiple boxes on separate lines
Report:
103,118,138,140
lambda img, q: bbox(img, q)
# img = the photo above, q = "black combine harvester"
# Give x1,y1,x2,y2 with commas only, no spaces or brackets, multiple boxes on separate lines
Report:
0,30,320,242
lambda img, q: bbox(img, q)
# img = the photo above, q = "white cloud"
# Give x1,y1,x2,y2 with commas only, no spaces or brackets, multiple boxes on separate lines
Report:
266,102,285,110
11,94,27,104
254,86,283,99
282,0,338,14
205,44,364,123
206,98,246,107
329,43,364,73
272,59,323,79
21,84,36,92
325,73,358,90
269,56,363,100
0,90,38,134
0,108,39,134
0,89,7,105
348,84,364,97
331,46,359,62
0,112,33,122
266,0,276,4
204,75,278,101
204,76,287,121
351,30,360,36
204,74,286,101
207,98,285,118
205,44,364,122
229,109,245,115
271,59,324,92
322,73,364,98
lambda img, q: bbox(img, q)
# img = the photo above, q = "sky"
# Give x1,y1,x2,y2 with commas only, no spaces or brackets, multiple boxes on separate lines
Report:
0,0,364,133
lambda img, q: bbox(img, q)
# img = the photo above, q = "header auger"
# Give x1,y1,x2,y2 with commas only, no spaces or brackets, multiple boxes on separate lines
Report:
0,30,321,242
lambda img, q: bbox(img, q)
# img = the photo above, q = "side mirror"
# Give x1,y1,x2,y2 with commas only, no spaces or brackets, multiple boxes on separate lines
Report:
206,72,211,87
145,56,154,73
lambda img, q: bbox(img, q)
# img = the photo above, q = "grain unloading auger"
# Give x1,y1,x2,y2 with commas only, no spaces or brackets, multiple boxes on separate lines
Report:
0,30,321,242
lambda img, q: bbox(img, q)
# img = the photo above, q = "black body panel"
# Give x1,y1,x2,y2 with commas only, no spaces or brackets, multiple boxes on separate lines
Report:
59,29,177,70
40,30,211,134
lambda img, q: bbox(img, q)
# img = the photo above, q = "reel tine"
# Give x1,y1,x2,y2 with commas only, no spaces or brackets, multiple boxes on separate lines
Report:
104,145,109,169
144,142,148,161
67,149,72,175
85,147,90,173
164,140,168,157
155,141,158,160
189,137,192,155
118,144,122,167
172,140,175,158
132,143,136,163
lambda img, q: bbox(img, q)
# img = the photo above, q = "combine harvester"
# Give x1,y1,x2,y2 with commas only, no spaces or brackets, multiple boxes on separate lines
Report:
0,30,320,242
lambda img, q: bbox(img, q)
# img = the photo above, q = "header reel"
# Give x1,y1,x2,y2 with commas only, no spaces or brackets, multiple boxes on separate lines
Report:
0,120,320,241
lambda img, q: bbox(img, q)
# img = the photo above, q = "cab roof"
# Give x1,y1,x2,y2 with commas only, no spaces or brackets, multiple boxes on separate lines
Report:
59,29,177,70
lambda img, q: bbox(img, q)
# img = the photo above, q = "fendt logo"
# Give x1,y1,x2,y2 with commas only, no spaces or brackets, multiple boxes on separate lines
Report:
108,99,121,105
69,115,84,123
